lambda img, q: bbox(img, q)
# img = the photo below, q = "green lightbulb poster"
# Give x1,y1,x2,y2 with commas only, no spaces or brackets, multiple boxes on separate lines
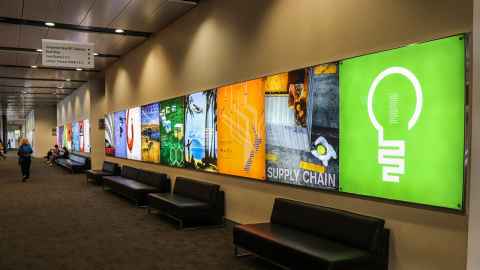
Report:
339,35,465,209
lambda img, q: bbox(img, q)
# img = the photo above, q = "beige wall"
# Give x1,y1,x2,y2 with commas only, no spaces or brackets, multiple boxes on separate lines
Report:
57,83,91,126
56,79,105,169
88,79,107,169
468,0,480,268
33,106,57,158
100,1,473,269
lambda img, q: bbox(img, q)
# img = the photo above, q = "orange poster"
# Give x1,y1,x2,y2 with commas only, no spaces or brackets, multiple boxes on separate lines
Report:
217,79,266,180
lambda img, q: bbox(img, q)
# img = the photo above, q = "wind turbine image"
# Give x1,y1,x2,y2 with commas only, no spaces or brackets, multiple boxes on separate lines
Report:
367,67,423,183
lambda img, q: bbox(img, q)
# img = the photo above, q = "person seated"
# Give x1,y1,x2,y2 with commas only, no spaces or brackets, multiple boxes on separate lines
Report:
47,145,60,166
61,147,69,159
45,149,53,161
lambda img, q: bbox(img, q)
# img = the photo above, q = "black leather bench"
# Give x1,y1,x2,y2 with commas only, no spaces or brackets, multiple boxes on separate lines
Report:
86,161,120,185
55,153,91,173
147,177,225,229
233,198,389,270
103,166,171,206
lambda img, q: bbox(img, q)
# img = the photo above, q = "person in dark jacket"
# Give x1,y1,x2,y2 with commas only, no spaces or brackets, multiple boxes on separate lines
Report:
61,146,69,159
18,138,33,182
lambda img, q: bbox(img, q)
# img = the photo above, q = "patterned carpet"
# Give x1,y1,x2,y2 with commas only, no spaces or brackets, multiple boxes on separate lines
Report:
0,153,278,270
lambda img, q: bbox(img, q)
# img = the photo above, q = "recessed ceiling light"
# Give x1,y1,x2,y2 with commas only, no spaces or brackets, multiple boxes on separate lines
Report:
93,52,99,56
45,22,55,27
22,91,27,94
76,68,83,71
30,65,38,69
57,86,63,89
114,29,124,33
65,78,71,81
36,49,43,52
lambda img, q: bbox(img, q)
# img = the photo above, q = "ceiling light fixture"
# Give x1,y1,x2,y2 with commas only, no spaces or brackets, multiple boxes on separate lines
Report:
31,65,38,69
114,29,124,33
76,68,83,71
65,78,71,81
36,49,43,52
45,22,55,27
93,52,99,56
57,86,63,89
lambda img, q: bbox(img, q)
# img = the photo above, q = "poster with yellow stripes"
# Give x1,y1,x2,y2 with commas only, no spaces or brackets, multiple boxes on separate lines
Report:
217,79,266,180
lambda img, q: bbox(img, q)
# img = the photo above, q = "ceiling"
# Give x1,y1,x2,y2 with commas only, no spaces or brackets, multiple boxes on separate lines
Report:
0,0,198,124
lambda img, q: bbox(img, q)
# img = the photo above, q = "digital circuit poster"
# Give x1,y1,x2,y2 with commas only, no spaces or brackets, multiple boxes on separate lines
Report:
160,97,185,167
84,119,90,153
265,65,339,190
141,103,160,163
114,110,127,158
184,90,218,172
217,79,266,180
126,107,142,160
339,35,465,209
105,113,115,156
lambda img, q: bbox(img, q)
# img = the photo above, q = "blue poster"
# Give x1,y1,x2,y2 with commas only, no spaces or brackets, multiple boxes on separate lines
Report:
184,90,217,172
114,110,127,158
72,122,80,152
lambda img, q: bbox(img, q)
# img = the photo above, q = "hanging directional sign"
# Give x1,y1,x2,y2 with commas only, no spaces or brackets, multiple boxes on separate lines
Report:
42,39,94,69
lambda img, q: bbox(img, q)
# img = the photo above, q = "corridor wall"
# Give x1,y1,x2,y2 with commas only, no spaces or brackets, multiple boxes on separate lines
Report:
87,0,473,269
32,106,57,158
57,80,106,168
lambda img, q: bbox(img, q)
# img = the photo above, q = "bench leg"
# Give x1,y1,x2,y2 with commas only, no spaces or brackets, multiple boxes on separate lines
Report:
178,219,183,230
234,246,251,257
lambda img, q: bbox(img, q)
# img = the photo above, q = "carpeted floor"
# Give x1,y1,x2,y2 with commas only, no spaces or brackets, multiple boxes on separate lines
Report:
0,154,278,270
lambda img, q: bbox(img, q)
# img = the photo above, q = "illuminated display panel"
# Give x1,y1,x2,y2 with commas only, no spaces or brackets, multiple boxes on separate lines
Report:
126,107,142,161
265,64,339,190
105,113,115,156
160,97,185,167
339,35,465,209
141,103,160,163
217,79,266,180
101,34,466,210
83,119,90,153
66,123,72,151
114,110,127,158
184,90,218,172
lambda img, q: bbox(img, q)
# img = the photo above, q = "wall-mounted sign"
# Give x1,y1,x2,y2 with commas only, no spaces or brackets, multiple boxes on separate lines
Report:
339,35,465,209
42,39,94,68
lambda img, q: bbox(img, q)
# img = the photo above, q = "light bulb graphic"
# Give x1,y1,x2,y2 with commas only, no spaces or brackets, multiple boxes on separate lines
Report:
367,67,423,183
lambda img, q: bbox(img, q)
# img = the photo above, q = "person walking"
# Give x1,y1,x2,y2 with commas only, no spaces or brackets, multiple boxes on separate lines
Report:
17,138,33,182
